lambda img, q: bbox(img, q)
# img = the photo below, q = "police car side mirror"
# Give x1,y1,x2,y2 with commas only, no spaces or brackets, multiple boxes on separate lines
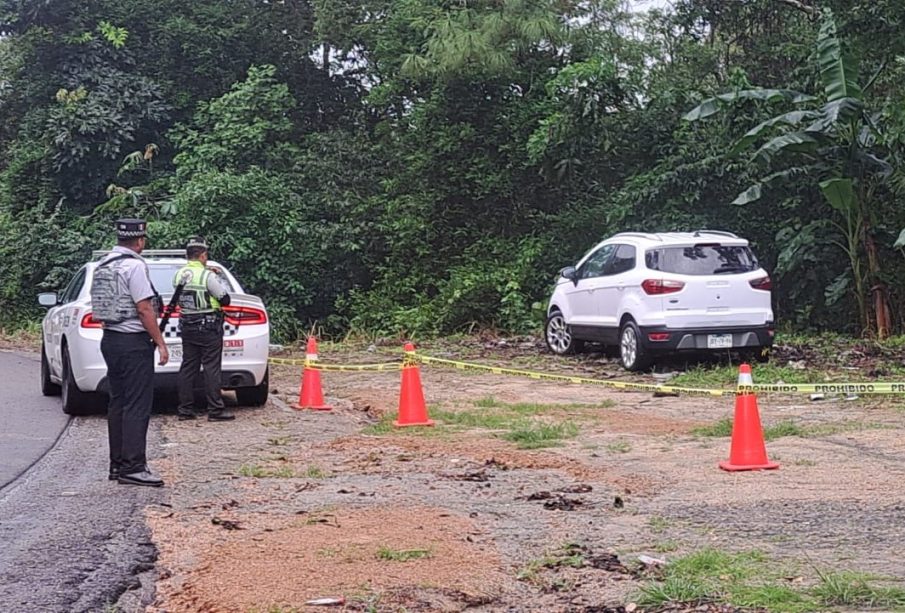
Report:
38,292,59,307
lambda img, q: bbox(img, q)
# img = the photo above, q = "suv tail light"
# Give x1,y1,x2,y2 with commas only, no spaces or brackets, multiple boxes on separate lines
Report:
80,312,103,328
641,279,685,295
749,276,772,291
223,306,268,326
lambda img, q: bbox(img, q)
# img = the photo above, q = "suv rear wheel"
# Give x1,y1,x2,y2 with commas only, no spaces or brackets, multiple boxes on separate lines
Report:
545,311,584,355
619,321,650,372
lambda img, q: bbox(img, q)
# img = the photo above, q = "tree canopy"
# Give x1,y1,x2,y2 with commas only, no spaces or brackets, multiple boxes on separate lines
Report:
2,0,905,340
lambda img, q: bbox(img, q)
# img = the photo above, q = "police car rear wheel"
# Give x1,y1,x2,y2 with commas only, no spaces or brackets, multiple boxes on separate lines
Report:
41,343,61,397
235,368,269,407
61,346,97,416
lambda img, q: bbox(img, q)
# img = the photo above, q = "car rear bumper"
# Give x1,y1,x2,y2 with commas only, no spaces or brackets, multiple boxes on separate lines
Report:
638,324,774,352
97,369,263,395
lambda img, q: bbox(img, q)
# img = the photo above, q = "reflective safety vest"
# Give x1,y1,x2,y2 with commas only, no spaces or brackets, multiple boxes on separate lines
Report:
173,261,221,315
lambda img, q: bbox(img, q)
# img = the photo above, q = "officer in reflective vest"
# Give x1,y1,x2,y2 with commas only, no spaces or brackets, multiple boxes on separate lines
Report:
173,236,234,421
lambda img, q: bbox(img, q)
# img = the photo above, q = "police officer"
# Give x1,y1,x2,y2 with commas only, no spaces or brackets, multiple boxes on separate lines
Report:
94,218,168,487
174,236,235,421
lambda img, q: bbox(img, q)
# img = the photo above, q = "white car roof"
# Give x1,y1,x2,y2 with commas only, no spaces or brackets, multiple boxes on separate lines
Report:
606,231,749,247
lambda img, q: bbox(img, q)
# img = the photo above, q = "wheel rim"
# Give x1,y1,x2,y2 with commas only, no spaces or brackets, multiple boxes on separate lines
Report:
621,326,637,367
546,314,572,354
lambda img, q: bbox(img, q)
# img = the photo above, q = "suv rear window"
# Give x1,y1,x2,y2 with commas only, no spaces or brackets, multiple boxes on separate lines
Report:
645,245,758,275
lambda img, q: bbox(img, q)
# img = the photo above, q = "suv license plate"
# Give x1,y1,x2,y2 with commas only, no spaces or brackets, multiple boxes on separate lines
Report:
707,334,732,349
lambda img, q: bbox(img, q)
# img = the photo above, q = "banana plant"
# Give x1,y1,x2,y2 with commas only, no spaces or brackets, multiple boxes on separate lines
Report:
684,10,891,337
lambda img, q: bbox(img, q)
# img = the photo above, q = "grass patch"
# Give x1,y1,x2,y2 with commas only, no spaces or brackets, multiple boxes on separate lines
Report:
502,421,579,449
637,548,905,612
692,418,887,441
267,436,292,446
654,540,680,553
376,546,432,562
672,363,824,390
238,464,294,478
813,570,905,609
518,543,586,584
473,396,614,413
364,403,581,448
648,516,671,534
303,465,328,479
606,440,632,453
691,418,733,438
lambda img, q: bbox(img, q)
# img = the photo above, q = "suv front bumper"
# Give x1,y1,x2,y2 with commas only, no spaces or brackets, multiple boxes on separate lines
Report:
638,324,774,352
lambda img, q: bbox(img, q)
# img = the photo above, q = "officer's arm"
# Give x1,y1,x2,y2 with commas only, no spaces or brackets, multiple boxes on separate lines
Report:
136,299,169,365
207,272,231,306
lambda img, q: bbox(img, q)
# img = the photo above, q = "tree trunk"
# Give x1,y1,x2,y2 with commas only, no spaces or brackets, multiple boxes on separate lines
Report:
864,230,891,338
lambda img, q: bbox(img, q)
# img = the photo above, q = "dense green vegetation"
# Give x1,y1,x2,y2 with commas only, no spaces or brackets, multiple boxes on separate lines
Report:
3,0,905,341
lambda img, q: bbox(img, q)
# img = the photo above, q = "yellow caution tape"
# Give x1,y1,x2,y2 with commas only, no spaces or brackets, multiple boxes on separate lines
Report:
272,353,905,396
414,354,734,397
740,382,905,395
268,357,403,371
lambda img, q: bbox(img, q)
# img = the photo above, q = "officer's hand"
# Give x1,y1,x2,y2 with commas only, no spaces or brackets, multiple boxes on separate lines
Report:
207,265,223,276
158,344,169,366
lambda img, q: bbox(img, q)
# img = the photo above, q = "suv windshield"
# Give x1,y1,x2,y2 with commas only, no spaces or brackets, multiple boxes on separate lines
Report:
645,245,758,275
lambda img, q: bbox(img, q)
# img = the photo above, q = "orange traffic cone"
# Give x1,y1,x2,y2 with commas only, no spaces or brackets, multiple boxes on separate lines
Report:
293,337,333,411
393,342,434,427
719,364,779,471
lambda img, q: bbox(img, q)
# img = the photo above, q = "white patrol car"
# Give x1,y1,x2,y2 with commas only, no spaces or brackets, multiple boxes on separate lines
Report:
545,231,774,371
38,249,270,415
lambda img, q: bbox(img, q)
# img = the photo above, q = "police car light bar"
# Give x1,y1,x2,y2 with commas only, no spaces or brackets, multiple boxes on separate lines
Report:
91,249,188,260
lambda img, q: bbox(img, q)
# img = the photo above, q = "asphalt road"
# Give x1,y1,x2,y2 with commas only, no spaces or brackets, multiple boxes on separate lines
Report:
0,351,70,489
0,350,164,612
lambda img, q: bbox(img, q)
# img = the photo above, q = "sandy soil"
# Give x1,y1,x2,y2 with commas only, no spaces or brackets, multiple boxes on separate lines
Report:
140,341,905,612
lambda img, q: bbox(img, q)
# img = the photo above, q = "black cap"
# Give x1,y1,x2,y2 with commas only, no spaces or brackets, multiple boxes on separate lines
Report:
186,236,209,250
115,218,147,239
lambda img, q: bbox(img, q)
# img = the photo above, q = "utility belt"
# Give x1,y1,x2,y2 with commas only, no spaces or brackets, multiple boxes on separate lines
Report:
180,311,224,334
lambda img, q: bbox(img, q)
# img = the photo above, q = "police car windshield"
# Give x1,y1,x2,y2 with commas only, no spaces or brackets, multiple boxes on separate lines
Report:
147,263,236,293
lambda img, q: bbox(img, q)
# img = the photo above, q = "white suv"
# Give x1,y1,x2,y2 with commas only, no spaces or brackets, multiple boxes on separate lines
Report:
545,231,774,370
38,250,270,414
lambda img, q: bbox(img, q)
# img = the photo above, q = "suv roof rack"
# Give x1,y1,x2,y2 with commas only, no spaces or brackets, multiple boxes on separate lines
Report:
693,230,739,239
612,232,662,241
91,249,187,260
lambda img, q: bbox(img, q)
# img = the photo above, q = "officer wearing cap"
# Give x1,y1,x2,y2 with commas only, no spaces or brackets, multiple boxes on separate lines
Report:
173,236,235,421
92,218,168,487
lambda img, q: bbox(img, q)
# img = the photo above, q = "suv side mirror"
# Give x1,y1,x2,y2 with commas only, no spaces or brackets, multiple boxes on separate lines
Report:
38,292,59,307
560,266,578,285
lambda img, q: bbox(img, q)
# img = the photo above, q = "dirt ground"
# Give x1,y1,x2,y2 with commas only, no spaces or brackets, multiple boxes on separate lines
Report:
138,339,905,612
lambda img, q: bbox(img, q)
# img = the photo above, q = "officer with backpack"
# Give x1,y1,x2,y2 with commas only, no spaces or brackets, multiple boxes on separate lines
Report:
174,236,235,422
91,218,168,487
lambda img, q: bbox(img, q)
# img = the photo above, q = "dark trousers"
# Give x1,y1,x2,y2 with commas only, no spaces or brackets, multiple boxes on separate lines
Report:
101,330,154,475
177,328,225,415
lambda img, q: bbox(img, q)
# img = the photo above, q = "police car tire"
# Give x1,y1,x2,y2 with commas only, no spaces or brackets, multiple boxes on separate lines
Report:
61,346,98,416
236,369,269,407
41,343,61,397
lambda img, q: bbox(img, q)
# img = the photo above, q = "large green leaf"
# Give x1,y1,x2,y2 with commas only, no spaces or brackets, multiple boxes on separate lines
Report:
730,110,820,155
817,12,862,102
819,177,855,214
753,132,819,162
683,89,815,121
731,183,762,205
894,228,905,249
